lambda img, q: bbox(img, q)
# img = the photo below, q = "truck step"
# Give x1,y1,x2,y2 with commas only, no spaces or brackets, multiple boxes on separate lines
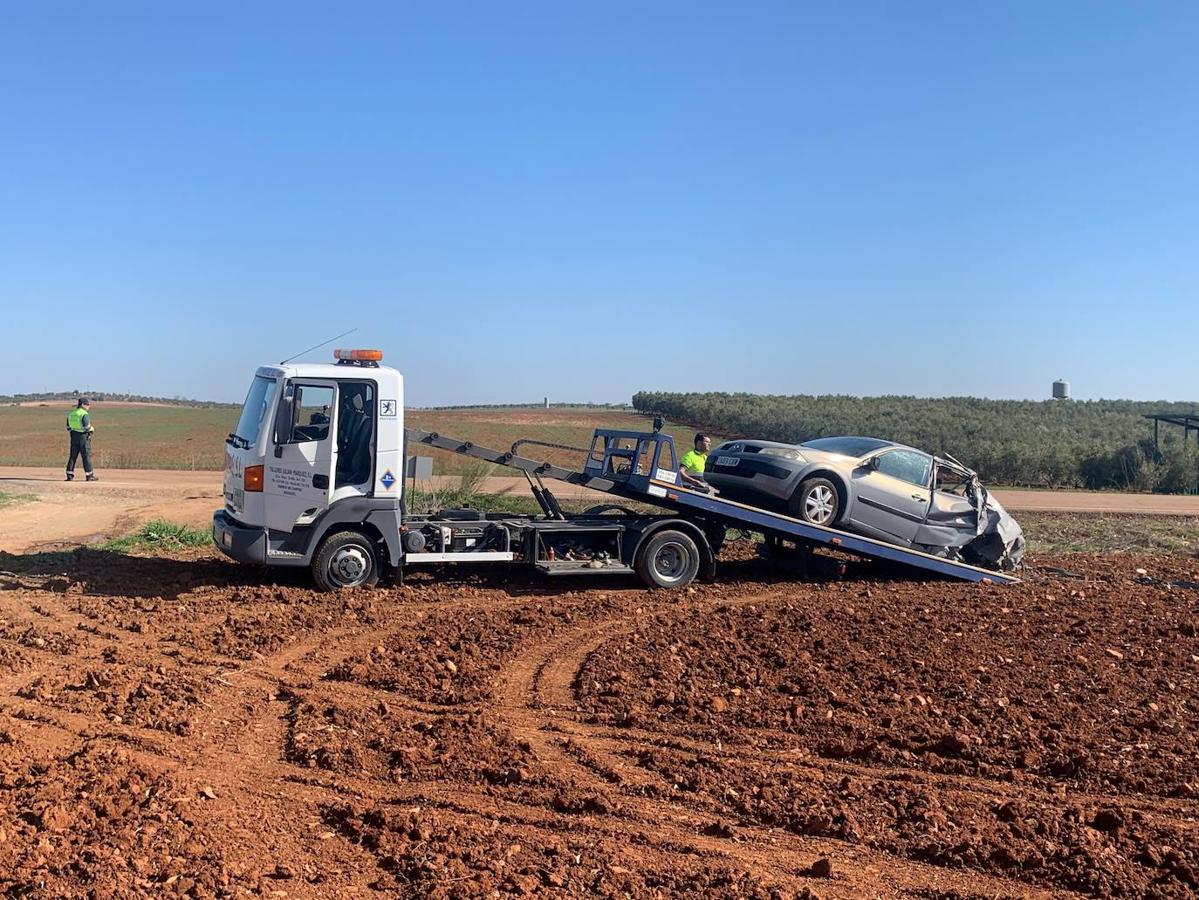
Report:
536,560,635,576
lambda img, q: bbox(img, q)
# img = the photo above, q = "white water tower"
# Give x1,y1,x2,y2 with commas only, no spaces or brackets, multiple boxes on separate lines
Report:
1052,379,1071,400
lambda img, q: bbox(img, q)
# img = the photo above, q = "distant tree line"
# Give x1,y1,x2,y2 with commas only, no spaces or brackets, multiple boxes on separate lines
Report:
0,391,238,409
415,402,634,411
633,392,1199,493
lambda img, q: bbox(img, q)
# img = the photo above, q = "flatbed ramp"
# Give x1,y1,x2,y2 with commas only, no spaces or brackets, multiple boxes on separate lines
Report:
406,427,1019,585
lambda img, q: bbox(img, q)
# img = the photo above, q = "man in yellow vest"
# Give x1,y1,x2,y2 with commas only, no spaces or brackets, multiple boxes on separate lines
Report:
66,398,99,482
679,433,712,491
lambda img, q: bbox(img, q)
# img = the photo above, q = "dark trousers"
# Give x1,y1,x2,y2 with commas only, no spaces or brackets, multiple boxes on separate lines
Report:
67,432,94,475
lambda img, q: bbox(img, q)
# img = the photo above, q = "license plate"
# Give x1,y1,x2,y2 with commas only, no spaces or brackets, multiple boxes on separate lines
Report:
716,456,740,467
226,487,245,510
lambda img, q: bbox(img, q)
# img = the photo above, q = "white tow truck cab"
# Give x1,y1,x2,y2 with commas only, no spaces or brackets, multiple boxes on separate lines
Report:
214,349,412,589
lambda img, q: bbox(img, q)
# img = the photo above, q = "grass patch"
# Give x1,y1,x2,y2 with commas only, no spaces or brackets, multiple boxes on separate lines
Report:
101,519,212,553
1021,512,1199,556
0,491,36,508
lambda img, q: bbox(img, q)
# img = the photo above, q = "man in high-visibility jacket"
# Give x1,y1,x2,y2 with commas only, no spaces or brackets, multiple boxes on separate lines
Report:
679,433,712,491
66,398,99,482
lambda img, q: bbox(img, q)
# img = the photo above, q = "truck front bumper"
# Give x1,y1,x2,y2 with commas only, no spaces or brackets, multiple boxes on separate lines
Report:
212,510,267,564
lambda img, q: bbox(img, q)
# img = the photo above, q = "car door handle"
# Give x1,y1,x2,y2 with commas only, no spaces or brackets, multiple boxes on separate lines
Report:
911,493,927,501
313,474,329,489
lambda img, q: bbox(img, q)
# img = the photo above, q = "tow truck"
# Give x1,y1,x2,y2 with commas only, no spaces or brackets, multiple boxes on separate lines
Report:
213,350,1018,590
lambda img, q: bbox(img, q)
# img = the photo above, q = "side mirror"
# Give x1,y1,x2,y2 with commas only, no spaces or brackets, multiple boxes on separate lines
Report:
273,383,295,450
863,456,880,470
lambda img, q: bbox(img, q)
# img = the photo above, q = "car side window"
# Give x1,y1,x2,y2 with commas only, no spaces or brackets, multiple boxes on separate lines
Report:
876,450,932,487
935,465,970,496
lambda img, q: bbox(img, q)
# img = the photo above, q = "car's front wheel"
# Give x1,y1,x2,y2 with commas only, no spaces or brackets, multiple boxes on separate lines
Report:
788,477,841,526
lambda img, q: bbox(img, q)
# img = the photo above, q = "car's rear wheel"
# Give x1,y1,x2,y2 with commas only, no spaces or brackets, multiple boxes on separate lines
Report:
789,477,841,526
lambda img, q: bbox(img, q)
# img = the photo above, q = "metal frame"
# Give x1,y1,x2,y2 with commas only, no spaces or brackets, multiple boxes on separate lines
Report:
1145,413,1199,455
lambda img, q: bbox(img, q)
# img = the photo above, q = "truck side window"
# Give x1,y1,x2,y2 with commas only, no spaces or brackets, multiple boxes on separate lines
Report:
335,381,375,488
290,385,334,442
655,439,677,473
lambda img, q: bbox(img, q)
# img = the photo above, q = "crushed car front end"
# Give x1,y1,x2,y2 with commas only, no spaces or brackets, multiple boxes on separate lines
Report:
917,458,1025,571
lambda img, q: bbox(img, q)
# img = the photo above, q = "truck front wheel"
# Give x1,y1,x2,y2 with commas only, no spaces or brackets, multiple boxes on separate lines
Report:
635,530,701,589
313,531,380,591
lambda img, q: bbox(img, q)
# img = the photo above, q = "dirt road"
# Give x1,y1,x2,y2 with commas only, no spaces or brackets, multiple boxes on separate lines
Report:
0,468,222,553
0,543,1196,896
2,466,1198,554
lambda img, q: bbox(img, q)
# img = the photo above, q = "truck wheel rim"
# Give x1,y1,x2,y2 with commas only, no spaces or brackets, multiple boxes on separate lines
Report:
653,542,688,582
330,545,371,587
804,486,835,523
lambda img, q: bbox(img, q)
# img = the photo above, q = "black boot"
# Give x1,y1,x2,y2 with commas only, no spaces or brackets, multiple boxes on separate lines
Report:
86,473,99,482
66,473,74,481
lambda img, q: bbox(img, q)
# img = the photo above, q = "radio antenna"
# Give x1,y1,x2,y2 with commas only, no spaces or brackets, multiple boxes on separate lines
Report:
279,328,358,365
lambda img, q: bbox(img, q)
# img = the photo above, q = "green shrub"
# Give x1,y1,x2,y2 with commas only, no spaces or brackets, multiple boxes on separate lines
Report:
102,519,211,552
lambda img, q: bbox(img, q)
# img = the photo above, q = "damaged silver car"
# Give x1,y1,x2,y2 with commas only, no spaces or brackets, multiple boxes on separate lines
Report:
703,436,1024,571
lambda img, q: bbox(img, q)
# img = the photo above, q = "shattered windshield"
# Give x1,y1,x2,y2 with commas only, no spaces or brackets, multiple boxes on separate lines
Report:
232,375,278,447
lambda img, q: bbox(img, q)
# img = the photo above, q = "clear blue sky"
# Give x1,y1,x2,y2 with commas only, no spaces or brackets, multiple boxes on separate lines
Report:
2,2,1196,405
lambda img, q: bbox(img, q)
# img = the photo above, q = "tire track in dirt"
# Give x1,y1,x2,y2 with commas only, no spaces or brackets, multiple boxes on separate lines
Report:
568,721,1199,833
487,590,1060,898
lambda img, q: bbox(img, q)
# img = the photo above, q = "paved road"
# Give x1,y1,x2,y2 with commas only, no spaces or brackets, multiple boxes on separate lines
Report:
2,466,1196,554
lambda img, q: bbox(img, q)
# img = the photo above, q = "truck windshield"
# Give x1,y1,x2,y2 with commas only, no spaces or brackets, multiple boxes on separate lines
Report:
231,375,278,447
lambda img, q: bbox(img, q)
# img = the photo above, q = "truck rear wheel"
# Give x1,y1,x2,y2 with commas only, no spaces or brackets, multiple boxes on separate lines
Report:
313,531,380,591
635,530,700,589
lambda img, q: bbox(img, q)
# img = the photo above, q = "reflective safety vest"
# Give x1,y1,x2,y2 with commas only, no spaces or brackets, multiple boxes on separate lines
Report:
67,407,90,433
680,449,708,474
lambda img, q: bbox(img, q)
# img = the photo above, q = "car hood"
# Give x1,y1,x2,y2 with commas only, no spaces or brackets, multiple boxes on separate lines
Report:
796,446,863,467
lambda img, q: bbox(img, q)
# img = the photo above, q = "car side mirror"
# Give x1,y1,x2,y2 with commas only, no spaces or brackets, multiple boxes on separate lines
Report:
863,456,880,470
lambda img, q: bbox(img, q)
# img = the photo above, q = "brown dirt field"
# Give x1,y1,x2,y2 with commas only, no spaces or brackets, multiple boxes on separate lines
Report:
1,542,1197,898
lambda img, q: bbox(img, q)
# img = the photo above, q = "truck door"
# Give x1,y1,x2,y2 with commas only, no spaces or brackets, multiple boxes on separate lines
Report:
265,380,337,532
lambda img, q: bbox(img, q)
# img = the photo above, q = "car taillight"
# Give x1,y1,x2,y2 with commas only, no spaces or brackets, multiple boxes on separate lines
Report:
244,465,264,492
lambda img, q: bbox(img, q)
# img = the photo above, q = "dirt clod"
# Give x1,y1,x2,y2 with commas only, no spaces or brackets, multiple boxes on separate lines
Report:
810,857,833,878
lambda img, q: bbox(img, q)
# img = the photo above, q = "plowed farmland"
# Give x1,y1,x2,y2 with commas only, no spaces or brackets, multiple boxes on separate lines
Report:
1,543,1197,898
